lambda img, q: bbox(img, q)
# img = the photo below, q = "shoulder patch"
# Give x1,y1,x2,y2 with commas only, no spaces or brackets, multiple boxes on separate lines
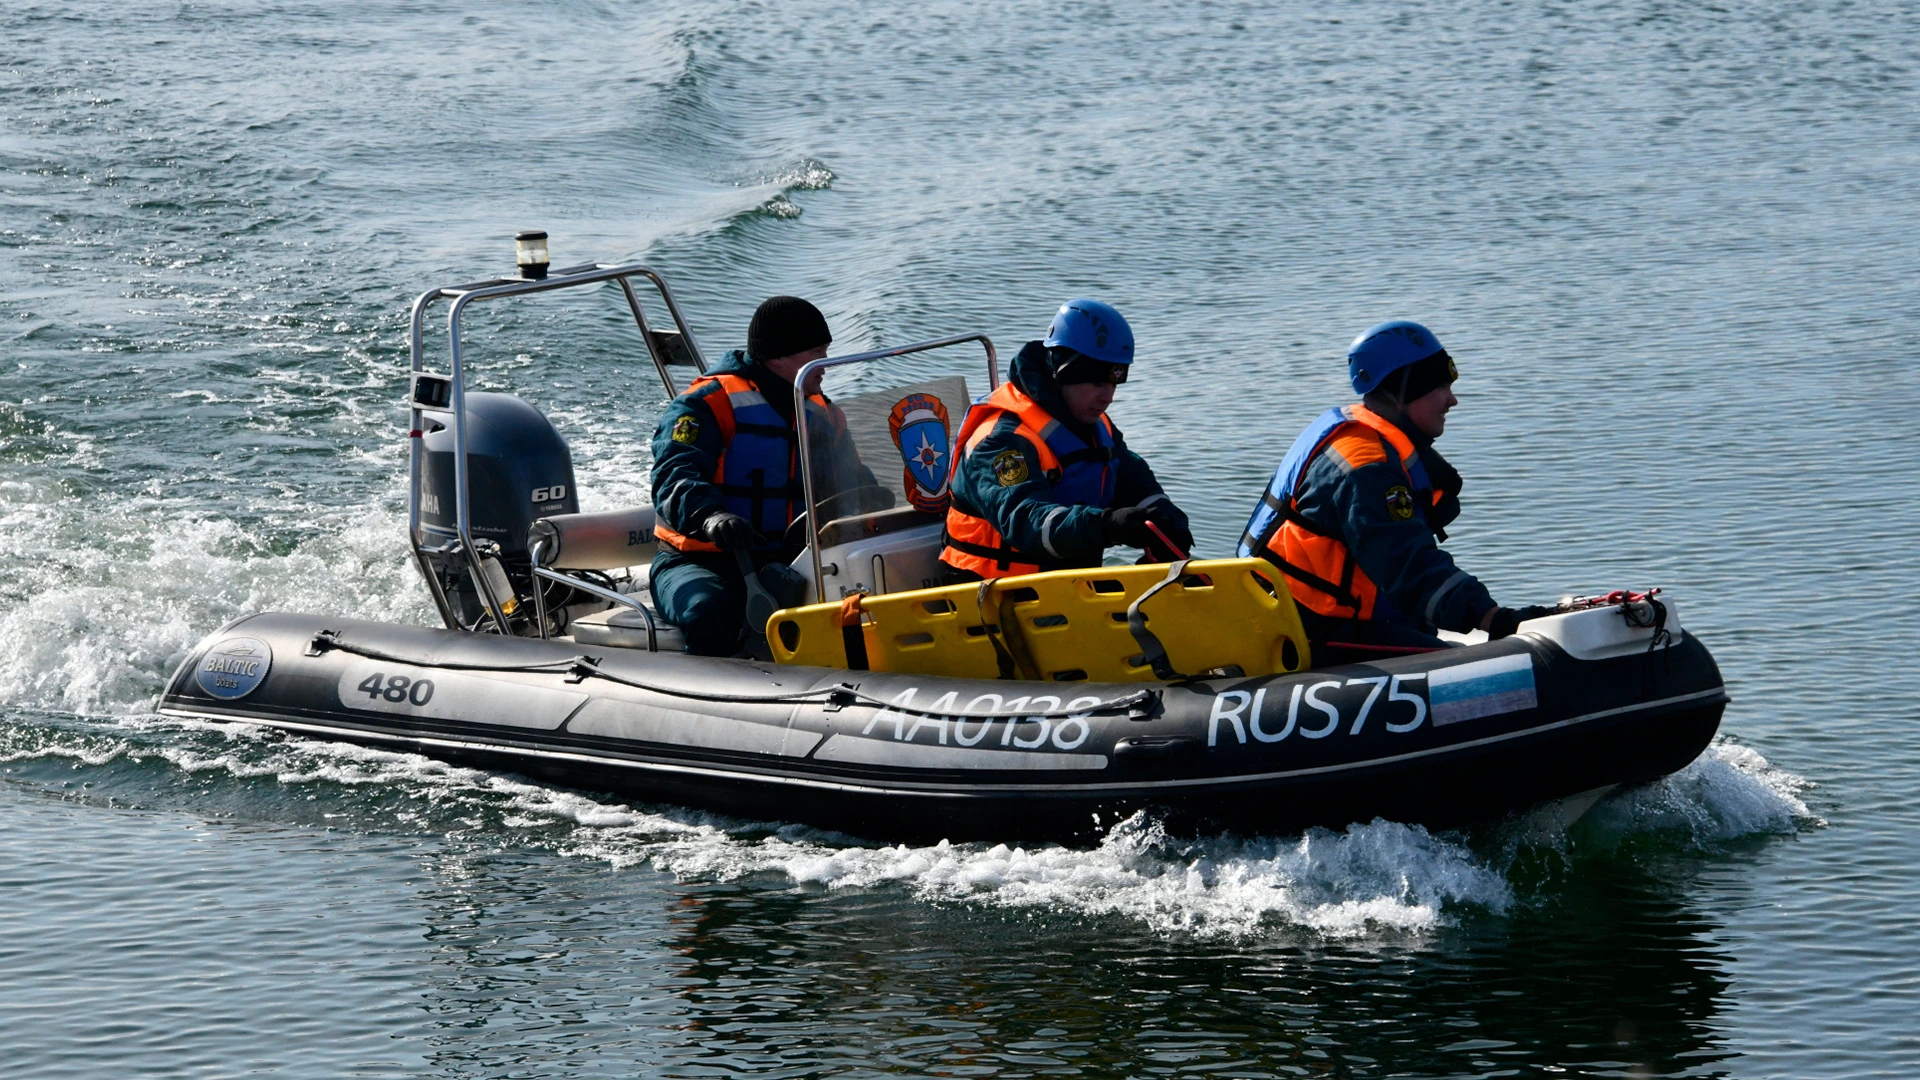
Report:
670,415,700,444
991,449,1031,487
1384,485,1415,521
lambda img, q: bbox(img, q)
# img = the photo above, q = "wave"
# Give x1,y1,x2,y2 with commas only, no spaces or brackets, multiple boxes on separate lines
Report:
0,500,429,717
733,158,837,222
1580,737,1814,840
0,707,1814,941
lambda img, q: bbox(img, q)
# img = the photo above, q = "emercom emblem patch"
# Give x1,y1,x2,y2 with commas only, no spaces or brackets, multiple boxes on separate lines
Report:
1384,485,1415,521
992,449,1030,487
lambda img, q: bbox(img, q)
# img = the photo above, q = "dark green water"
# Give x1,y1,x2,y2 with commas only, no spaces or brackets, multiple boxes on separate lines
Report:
3,1,1914,1075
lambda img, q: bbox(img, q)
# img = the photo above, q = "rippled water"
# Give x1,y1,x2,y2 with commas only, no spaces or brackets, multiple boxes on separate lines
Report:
3,0,1916,1075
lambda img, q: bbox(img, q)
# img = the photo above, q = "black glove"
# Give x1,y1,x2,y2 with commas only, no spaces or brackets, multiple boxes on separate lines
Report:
701,511,761,553
1100,506,1159,549
1485,604,1557,640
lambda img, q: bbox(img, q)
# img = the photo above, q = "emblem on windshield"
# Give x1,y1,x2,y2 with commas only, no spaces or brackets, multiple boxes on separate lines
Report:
887,393,953,513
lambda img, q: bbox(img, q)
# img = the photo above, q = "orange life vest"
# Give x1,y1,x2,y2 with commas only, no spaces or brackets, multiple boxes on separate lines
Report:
654,372,839,554
1237,404,1444,621
940,381,1116,579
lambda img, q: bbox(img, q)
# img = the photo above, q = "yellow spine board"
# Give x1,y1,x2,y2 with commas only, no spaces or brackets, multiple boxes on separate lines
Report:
766,558,1310,682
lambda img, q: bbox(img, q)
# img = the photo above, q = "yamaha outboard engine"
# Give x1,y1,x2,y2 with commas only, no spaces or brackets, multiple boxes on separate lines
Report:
416,392,578,631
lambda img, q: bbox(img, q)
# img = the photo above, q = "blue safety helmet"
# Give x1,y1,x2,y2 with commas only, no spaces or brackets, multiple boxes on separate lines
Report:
1347,319,1446,395
1044,299,1135,366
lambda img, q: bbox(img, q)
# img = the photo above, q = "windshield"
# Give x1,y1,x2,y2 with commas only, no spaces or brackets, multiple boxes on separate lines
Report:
826,375,971,520
791,338,996,566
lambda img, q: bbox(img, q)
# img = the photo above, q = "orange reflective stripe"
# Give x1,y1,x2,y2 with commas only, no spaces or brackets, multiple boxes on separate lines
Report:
653,520,720,553
1325,431,1391,469
1345,403,1417,462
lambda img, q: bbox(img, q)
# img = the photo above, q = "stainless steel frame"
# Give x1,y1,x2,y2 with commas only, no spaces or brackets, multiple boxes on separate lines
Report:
792,334,998,596
526,539,659,650
407,262,707,631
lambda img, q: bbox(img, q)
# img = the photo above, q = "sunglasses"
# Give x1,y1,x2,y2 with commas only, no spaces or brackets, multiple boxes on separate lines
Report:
1057,355,1129,386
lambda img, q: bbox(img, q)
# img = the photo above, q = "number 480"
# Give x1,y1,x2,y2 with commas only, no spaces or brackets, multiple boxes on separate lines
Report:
357,672,434,706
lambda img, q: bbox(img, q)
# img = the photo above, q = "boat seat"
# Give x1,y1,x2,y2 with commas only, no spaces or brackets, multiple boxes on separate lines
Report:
567,604,686,652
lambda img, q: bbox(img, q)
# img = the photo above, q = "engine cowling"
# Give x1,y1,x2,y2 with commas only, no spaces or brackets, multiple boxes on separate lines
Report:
416,392,579,630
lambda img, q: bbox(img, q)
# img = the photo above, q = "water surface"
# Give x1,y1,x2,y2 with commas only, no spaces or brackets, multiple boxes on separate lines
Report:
3,0,1915,1075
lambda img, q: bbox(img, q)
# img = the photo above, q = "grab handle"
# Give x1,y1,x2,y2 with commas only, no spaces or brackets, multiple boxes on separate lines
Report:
1145,520,1188,561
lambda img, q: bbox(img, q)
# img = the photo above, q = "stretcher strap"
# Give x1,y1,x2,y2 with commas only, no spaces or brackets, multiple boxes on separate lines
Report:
836,593,869,671
1125,559,1190,682
975,579,1020,680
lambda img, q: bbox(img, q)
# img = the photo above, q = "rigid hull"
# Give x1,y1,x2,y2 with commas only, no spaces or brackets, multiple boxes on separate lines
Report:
159,611,1726,843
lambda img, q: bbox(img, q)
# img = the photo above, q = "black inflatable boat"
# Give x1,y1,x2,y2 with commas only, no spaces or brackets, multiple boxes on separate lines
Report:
157,254,1727,842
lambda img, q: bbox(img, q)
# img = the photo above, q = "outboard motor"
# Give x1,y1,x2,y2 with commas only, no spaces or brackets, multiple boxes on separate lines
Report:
415,392,578,631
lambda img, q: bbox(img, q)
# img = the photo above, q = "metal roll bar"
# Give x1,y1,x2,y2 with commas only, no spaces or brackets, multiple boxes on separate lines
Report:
792,334,998,597
407,262,706,631
528,537,658,646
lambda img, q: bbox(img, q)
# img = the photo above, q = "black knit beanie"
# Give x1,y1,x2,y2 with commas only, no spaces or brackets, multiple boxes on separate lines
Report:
1391,348,1458,404
746,296,832,362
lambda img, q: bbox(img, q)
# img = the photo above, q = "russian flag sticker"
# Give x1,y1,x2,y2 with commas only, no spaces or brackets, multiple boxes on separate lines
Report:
1428,653,1538,727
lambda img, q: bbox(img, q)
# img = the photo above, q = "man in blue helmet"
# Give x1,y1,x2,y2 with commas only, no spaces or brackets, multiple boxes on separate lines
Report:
1237,321,1548,650
941,299,1192,580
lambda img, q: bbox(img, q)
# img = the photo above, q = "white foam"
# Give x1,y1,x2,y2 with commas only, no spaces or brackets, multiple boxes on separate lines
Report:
1581,736,1816,842
548,812,1508,940
0,494,430,717
7,703,1820,942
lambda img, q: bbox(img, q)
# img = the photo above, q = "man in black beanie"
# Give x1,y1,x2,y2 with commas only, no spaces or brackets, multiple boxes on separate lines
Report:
649,296,885,655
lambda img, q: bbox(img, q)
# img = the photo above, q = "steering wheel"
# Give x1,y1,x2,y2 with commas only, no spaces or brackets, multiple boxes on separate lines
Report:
782,485,898,549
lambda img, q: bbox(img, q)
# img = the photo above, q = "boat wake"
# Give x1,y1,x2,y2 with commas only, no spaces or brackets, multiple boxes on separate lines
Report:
0,504,429,718
2,703,1812,940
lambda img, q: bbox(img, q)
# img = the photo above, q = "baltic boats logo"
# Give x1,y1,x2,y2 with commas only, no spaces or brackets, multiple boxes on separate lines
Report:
195,637,273,700
887,393,953,513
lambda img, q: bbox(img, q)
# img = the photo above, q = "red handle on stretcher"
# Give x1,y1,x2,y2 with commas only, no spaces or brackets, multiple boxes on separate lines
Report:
1145,520,1188,561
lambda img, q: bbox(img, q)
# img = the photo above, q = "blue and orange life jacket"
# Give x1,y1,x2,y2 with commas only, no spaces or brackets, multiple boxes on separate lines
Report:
654,372,842,554
1237,403,1444,620
940,380,1117,578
